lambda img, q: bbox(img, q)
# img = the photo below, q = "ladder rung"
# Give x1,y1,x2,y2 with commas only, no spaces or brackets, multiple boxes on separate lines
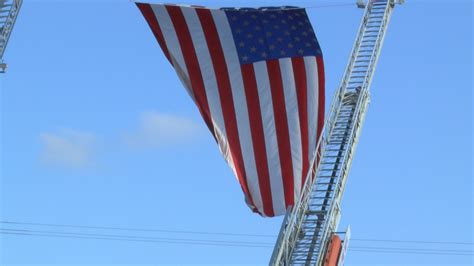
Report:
308,204,327,207
329,133,351,136
329,137,349,140
294,242,324,247
305,210,327,215
313,189,334,193
319,162,342,166
367,21,382,25
319,168,341,171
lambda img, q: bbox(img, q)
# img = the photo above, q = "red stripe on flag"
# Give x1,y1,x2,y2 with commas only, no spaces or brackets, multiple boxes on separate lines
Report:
316,56,325,169
195,9,256,209
266,59,295,207
165,6,214,133
292,58,309,191
136,3,171,63
241,64,275,217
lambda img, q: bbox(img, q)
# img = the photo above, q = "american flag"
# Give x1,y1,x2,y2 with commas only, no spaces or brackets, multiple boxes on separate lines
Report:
137,3,325,217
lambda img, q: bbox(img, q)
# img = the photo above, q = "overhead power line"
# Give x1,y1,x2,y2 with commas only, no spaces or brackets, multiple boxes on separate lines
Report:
0,220,275,238
1,231,272,248
1,228,473,255
348,246,473,254
4,227,472,254
0,228,273,246
2,230,473,257
351,238,474,246
348,249,474,256
2,220,472,246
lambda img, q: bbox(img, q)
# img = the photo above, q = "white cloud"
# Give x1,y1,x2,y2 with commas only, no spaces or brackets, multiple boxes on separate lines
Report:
125,111,200,149
39,129,96,169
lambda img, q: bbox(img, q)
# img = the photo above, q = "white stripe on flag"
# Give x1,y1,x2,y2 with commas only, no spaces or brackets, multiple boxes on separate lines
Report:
151,5,194,99
279,58,303,201
211,10,264,213
254,61,286,215
180,7,229,150
305,56,319,160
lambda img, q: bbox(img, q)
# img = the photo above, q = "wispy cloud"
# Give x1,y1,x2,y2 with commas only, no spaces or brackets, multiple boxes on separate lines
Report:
124,111,201,149
39,129,96,169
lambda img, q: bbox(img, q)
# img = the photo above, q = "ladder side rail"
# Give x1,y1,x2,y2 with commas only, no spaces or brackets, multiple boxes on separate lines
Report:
313,90,370,265
269,3,376,263
270,59,355,264
270,0,401,264
269,1,377,264
332,0,373,106
270,49,357,264
269,116,329,265
336,0,396,201
291,1,382,263
0,0,11,57
336,0,395,200
327,0,393,224
269,85,354,265
313,1,396,265
360,1,395,102
270,205,293,263
290,0,395,264
0,0,21,60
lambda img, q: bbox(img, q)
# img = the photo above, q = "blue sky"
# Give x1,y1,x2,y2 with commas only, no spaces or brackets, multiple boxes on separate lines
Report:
0,0,472,265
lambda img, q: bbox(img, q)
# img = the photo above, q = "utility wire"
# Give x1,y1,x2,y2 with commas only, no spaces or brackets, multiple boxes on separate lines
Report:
351,238,474,246
2,221,472,246
0,231,272,248
348,249,474,256
0,228,273,246
1,228,473,255
347,246,473,254
6,227,471,253
0,221,276,238
2,231,473,257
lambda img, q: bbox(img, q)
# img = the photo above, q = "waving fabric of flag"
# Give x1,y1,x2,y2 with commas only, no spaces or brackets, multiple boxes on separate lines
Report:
136,3,325,217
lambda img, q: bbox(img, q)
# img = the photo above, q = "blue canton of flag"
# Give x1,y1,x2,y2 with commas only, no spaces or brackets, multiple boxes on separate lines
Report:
223,7,322,64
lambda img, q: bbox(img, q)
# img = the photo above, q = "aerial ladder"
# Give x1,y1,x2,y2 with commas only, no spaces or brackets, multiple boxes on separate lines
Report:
0,0,22,73
270,0,404,265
